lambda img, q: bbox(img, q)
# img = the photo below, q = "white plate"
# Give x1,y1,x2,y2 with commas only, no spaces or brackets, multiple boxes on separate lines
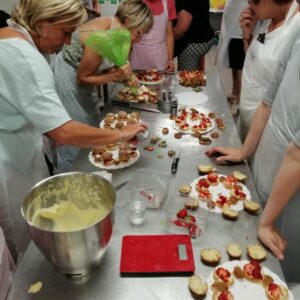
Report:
139,78,163,85
172,108,215,135
175,91,208,106
190,174,251,213
88,148,140,170
206,260,294,300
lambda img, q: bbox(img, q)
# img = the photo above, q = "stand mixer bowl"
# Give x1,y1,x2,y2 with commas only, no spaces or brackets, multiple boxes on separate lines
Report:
21,172,115,279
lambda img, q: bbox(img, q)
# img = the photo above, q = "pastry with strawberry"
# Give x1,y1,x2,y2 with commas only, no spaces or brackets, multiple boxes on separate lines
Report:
213,267,234,286
196,178,210,190
243,260,263,282
212,290,234,300
179,123,190,131
207,172,219,185
223,176,237,189
265,283,288,300
198,188,212,202
190,110,199,121
216,195,229,208
230,186,246,200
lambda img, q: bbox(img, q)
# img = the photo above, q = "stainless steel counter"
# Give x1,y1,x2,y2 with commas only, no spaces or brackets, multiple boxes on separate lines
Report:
7,73,285,300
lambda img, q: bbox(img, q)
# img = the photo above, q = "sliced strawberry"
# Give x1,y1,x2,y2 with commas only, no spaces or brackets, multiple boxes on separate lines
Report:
216,267,231,283
197,178,210,188
224,176,237,187
198,188,212,201
198,123,207,129
244,261,262,279
176,208,188,219
174,219,188,227
252,267,263,280
188,223,200,238
207,172,218,183
237,191,246,200
268,283,282,298
250,260,261,270
181,109,188,116
216,195,228,208
218,291,232,300
243,262,255,276
191,112,198,119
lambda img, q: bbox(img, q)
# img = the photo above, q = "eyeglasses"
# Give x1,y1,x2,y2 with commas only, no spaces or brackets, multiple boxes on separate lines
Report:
257,33,266,44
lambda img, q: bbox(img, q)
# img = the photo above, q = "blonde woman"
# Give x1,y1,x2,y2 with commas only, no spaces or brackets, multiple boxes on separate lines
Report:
52,0,153,172
0,0,147,256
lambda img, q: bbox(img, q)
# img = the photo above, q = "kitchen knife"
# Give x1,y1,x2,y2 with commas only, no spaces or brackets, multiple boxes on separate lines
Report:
112,100,161,113
114,181,128,191
171,147,181,174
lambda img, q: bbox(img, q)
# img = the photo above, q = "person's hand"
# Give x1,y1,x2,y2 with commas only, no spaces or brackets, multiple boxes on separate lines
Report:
110,64,131,82
239,7,257,39
165,60,175,73
120,122,148,141
258,224,287,260
205,146,245,163
126,74,141,88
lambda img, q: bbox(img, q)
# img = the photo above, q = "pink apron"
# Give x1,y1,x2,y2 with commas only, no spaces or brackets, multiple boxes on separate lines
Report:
130,0,168,70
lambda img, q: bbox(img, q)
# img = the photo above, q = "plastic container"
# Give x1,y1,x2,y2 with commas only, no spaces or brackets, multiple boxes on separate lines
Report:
126,169,171,209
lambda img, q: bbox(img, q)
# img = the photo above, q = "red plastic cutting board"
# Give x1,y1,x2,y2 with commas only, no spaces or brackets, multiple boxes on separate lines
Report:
120,234,195,275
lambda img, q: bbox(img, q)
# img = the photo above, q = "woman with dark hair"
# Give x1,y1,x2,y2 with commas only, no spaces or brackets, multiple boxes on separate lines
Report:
173,0,214,71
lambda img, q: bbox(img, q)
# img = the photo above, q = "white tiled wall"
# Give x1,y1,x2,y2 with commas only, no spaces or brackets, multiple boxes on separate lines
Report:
0,0,15,14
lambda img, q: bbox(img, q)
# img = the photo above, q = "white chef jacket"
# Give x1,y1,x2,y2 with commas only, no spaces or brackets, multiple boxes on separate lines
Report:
0,33,71,253
252,31,300,283
239,1,300,141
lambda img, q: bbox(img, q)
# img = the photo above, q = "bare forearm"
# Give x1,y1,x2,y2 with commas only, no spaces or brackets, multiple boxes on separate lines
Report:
241,101,271,158
173,10,192,41
48,121,121,147
260,143,300,226
166,22,174,60
173,25,185,40
77,72,117,86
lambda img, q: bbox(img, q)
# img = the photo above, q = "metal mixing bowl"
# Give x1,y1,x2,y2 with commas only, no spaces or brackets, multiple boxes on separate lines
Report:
21,172,116,278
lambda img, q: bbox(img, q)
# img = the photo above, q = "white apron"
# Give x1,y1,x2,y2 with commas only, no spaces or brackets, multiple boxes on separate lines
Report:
130,0,168,70
216,0,248,69
239,0,299,141
252,38,300,282
51,22,114,172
